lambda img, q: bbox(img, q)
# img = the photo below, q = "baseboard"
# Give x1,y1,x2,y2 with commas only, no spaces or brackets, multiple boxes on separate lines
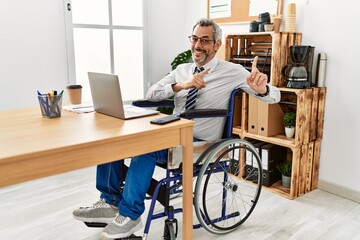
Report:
318,180,360,203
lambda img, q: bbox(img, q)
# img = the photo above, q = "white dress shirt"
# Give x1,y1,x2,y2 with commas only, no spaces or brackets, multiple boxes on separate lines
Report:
146,57,280,140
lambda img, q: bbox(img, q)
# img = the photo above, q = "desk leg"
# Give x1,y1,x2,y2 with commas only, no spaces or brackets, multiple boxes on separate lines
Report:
181,126,193,240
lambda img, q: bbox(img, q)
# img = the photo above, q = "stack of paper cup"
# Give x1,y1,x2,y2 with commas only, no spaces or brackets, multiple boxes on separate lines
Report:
285,3,296,32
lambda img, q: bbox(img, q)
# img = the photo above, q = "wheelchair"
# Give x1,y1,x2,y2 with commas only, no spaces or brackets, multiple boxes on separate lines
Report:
130,88,263,239
85,88,263,240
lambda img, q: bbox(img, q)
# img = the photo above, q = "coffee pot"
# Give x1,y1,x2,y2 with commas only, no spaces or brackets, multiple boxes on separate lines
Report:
282,45,315,89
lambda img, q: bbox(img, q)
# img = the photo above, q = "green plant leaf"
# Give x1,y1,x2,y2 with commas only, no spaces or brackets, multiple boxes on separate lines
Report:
283,112,296,127
276,161,292,177
171,49,193,70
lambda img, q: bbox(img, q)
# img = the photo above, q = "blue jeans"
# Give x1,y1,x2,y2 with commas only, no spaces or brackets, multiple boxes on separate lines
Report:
96,149,168,220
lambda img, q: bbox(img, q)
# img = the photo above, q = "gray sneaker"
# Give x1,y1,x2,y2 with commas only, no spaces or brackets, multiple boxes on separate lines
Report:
102,214,142,239
72,198,118,224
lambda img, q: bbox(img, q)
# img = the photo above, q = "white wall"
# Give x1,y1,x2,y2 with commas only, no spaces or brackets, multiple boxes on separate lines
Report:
0,0,69,109
1,0,359,201
291,0,360,200
147,0,188,85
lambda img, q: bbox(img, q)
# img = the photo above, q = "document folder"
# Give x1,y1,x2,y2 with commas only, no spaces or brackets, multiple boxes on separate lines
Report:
245,140,261,181
247,95,284,137
248,96,258,134
261,144,287,186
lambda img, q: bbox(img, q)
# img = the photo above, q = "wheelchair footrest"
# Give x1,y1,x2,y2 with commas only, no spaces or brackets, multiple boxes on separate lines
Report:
115,235,142,240
84,222,142,239
84,222,107,228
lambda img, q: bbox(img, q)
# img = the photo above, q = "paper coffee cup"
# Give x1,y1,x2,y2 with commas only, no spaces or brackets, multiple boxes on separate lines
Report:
271,16,282,33
66,85,82,105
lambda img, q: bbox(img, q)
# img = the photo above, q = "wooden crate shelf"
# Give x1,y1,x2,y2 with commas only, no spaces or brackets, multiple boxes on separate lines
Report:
291,140,322,198
232,88,326,199
263,181,291,199
234,88,326,146
233,88,326,199
278,87,327,145
225,32,302,87
227,32,327,199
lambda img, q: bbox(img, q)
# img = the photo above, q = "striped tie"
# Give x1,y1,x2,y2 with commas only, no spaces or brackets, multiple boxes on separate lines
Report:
185,67,204,110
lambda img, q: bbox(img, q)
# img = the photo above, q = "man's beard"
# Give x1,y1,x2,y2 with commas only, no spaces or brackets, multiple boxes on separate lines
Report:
192,47,209,65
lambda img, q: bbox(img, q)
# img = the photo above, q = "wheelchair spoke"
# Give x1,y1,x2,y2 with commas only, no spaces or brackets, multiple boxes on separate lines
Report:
194,139,262,234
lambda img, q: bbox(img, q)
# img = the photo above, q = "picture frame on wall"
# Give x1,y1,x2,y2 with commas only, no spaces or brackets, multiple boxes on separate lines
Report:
208,0,283,24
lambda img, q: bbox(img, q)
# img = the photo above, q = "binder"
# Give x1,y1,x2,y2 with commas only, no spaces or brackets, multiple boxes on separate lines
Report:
251,141,268,184
257,101,284,137
244,140,260,181
247,96,284,137
245,149,254,181
248,96,258,134
261,144,287,186
229,142,240,175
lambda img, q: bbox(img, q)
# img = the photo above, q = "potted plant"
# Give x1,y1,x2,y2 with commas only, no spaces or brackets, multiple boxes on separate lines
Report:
283,112,296,138
276,161,292,188
170,49,192,70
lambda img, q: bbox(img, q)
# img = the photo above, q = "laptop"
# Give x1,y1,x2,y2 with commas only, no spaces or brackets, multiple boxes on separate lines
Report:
88,72,159,119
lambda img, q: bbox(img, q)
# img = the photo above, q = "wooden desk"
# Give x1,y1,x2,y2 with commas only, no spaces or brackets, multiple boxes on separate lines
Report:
0,108,194,239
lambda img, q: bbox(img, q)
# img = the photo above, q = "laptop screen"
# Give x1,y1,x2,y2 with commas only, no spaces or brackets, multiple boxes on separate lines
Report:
88,72,158,119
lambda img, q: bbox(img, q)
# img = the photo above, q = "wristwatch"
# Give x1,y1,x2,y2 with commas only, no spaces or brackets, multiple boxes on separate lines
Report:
256,85,270,97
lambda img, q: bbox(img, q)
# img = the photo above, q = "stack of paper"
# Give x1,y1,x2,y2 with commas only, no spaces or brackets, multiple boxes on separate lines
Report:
62,104,94,114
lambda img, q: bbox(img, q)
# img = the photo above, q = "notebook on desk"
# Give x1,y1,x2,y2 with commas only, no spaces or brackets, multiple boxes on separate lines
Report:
88,72,159,119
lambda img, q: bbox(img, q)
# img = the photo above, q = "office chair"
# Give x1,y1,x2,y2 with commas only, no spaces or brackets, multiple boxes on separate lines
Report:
84,88,263,240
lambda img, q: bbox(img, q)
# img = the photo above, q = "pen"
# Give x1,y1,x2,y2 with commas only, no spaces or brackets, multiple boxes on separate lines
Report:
48,92,54,109
37,90,49,116
56,90,64,115
45,94,50,116
49,96,61,117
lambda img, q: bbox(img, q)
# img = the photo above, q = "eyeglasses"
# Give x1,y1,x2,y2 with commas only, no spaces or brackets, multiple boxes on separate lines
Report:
188,35,215,45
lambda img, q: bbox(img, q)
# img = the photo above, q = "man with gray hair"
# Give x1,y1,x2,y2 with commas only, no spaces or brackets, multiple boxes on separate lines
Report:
73,18,280,239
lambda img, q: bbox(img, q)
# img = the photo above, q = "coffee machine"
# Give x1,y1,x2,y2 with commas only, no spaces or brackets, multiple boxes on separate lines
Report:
282,45,315,89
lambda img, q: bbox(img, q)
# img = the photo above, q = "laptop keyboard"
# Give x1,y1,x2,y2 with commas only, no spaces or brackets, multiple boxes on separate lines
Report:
124,105,155,118
124,105,147,112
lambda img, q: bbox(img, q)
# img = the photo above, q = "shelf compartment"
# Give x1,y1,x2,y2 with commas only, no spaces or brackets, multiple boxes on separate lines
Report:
239,139,322,199
225,32,302,87
278,87,327,144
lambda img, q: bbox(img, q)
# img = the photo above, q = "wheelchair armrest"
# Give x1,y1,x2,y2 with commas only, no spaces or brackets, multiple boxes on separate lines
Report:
179,109,228,119
132,99,175,108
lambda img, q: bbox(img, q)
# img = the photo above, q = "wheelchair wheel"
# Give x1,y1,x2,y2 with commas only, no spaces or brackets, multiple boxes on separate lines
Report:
194,139,262,234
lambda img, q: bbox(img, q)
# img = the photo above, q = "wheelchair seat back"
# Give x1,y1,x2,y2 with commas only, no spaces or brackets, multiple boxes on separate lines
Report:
168,88,242,169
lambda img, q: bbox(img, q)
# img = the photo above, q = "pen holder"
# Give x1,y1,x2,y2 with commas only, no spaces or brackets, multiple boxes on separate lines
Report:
38,95,63,118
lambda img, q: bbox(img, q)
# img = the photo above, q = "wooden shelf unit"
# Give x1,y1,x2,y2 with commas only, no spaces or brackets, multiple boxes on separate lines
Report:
225,32,302,87
233,88,326,199
227,32,327,199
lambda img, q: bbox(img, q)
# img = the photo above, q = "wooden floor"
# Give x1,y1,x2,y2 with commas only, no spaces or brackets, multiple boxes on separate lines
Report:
0,166,359,240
